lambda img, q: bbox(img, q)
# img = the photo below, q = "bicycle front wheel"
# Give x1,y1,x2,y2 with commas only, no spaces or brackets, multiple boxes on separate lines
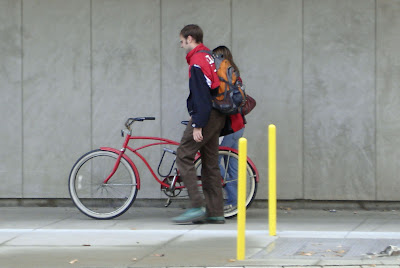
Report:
69,149,138,219
194,149,258,218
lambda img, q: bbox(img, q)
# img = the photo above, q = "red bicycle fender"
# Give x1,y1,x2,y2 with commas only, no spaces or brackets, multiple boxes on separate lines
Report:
218,146,260,183
100,147,141,189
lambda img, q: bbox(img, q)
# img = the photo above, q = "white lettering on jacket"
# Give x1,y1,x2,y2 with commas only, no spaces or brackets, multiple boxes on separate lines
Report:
205,55,214,64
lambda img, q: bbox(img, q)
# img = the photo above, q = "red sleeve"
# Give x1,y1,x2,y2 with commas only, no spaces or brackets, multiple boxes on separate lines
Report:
230,113,245,132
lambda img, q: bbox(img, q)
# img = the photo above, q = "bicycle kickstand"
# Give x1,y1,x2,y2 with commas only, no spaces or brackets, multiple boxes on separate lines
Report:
165,197,172,207
164,168,179,208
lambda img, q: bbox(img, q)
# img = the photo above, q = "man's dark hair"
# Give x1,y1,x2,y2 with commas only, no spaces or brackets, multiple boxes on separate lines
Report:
180,24,203,44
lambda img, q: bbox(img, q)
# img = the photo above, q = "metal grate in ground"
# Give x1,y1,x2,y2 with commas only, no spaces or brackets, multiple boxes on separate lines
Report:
251,237,400,259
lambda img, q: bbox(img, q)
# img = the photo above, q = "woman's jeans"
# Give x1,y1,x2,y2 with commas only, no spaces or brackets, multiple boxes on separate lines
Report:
219,128,245,206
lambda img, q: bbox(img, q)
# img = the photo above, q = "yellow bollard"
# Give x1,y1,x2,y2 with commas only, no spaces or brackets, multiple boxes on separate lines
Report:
237,137,247,260
268,124,277,236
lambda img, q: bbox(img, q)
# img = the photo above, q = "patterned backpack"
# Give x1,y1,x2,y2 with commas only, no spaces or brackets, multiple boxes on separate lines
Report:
200,51,247,115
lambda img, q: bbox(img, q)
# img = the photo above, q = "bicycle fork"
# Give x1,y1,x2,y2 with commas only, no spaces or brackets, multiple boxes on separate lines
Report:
103,149,125,184
103,135,131,184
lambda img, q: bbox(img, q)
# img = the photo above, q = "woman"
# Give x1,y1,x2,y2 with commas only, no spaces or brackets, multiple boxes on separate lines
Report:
212,46,245,211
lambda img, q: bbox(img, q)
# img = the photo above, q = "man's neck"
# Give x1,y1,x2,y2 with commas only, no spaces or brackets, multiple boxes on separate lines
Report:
189,42,201,52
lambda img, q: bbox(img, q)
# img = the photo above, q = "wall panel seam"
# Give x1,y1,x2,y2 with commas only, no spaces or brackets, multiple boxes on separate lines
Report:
230,0,233,46
90,0,93,150
374,0,377,200
21,0,24,198
301,0,305,199
160,0,163,137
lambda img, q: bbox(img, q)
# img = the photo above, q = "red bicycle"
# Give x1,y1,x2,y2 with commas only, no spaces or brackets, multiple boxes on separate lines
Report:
69,117,259,219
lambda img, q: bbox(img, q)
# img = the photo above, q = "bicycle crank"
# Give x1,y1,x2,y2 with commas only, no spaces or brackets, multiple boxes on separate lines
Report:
161,176,183,198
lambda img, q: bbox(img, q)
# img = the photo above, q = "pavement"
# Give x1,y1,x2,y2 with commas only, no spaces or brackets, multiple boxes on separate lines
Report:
1,206,400,268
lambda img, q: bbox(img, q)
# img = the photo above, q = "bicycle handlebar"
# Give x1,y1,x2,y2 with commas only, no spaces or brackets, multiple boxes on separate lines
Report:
133,117,156,121
125,117,156,129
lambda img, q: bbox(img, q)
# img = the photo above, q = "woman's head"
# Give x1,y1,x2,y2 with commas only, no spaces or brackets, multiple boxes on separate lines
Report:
213,46,232,61
212,46,240,76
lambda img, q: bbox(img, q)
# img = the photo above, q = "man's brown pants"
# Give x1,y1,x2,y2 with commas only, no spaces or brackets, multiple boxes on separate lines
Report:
176,110,226,217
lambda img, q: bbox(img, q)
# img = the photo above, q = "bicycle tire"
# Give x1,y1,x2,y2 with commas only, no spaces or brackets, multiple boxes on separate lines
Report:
194,149,258,218
69,149,138,219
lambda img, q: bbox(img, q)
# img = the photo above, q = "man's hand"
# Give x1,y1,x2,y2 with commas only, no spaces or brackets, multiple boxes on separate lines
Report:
193,127,203,142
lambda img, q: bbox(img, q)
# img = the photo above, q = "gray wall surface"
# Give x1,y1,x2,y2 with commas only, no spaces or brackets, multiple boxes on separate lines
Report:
304,0,376,200
1,0,400,201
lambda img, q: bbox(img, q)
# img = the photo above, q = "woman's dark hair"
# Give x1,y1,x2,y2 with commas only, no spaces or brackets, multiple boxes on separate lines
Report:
180,24,203,44
212,46,240,76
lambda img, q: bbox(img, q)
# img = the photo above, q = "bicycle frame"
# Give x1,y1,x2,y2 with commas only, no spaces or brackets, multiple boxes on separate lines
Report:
99,132,259,191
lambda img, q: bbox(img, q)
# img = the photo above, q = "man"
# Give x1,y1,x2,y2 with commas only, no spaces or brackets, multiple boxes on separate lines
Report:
172,24,226,224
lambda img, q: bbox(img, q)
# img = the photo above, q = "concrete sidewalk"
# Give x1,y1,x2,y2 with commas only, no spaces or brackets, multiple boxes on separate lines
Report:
1,206,400,268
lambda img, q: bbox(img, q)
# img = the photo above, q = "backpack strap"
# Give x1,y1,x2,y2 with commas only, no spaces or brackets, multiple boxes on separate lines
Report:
196,50,224,70
197,50,212,55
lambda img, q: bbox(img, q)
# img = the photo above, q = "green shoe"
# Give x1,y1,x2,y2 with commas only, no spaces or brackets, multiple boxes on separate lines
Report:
206,216,225,224
172,207,206,224
193,216,225,224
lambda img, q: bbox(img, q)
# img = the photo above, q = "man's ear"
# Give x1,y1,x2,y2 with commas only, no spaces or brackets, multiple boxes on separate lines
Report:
187,35,193,44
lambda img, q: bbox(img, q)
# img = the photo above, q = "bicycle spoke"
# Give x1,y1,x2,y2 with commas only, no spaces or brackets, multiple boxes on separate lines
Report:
102,183,137,186
223,154,230,182
102,184,130,199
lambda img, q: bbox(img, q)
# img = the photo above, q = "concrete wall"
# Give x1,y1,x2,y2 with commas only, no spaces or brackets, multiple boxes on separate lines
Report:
1,0,400,201
304,0,376,200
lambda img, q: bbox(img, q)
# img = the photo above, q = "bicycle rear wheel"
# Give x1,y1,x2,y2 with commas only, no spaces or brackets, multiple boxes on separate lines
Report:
69,149,138,219
194,149,257,218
